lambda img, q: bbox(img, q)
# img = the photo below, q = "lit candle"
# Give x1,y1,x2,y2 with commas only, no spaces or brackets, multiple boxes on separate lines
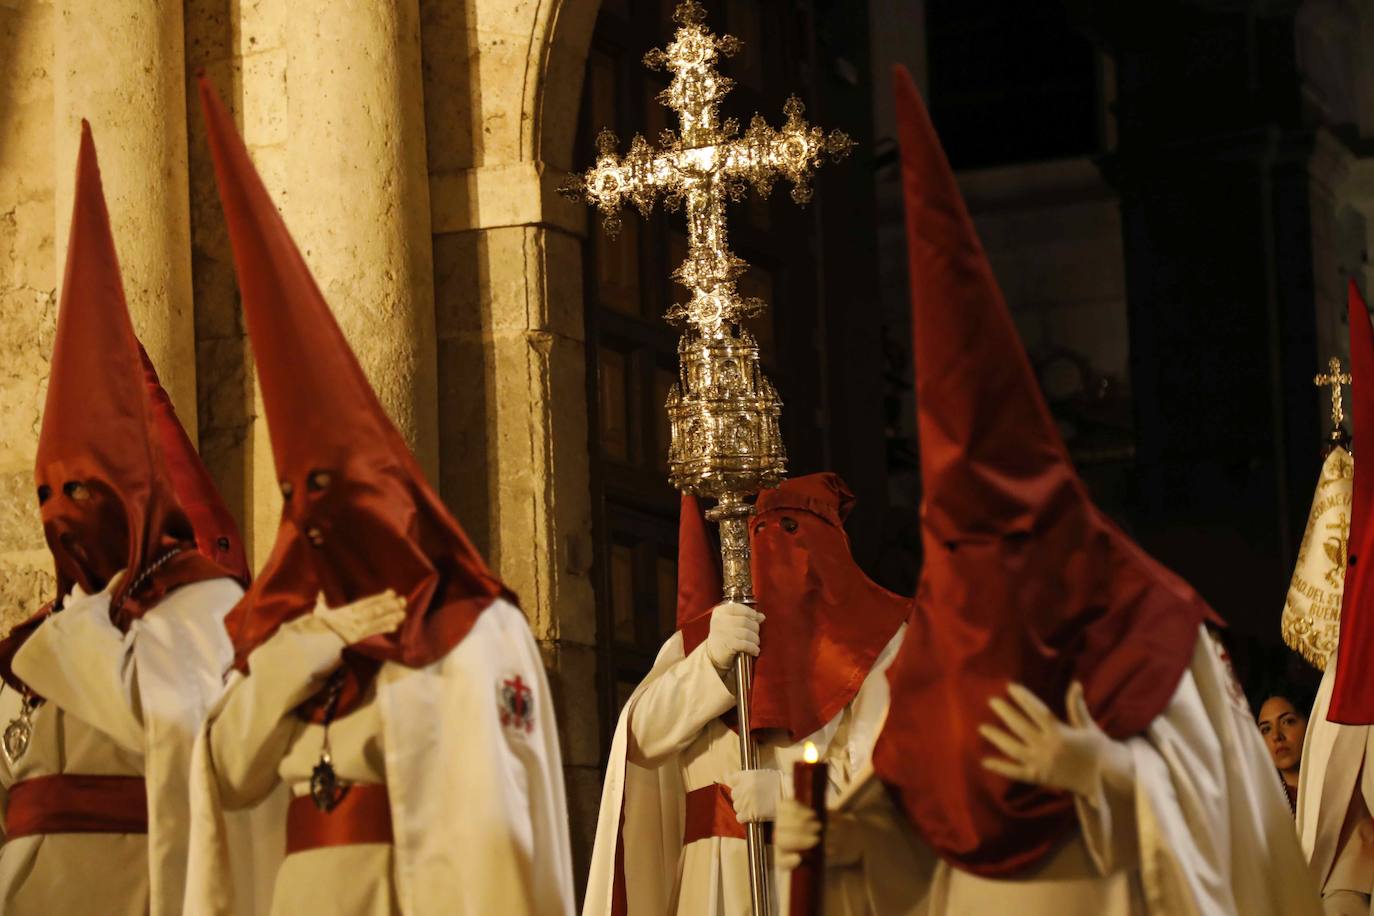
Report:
790,740,827,916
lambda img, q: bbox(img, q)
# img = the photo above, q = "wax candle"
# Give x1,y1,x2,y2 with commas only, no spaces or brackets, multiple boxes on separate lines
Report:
789,741,827,916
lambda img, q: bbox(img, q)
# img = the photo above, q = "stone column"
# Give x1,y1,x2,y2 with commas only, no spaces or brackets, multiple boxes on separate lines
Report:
53,0,197,429
420,0,600,879
279,0,440,484
1,0,59,635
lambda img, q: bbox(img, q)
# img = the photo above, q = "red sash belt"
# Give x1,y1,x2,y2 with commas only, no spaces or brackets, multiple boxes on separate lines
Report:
684,782,750,845
6,774,147,838
286,784,393,855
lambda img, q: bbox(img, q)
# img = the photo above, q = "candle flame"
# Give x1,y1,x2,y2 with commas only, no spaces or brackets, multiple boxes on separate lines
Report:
803,741,819,764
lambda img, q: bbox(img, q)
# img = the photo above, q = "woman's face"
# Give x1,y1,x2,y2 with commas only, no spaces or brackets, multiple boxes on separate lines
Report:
1258,696,1308,772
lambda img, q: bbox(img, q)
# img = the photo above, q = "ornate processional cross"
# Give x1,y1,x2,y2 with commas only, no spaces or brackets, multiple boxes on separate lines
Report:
561,0,853,335
1315,356,1353,442
561,4,854,914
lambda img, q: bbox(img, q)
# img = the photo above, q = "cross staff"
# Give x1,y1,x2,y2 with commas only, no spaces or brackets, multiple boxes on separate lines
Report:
563,0,852,335
1315,356,1352,441
563,4,852,914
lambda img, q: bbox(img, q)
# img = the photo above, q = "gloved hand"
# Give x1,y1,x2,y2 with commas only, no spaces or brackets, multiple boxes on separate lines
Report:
705,600,763,671
100,568,127,597
63,568,126,609
724,767,782,823
774,797,821,870
979,681,1133,800
56,569,126,622
775,799,865,871
313,589,407,646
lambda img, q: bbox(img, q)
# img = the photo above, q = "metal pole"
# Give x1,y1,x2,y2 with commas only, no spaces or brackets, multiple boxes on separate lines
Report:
715,496,771,915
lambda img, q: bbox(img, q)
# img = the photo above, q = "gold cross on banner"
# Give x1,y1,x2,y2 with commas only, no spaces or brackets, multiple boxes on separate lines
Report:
1315,356,1353,429
560,0,853,336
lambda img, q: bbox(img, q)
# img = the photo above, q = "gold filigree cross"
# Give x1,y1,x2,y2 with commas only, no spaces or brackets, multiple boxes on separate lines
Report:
1315,356,1353,430
560,0,853,336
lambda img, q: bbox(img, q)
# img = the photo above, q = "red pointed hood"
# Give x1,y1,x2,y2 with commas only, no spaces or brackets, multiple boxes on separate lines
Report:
198,79,509,679
872,66,1215,876
1329,281,1374,722
137,342,249,586
34,123,224,629
678,475,908,742
676,494,722,645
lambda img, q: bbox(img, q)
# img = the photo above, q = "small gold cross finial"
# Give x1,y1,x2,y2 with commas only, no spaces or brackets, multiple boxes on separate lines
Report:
560,0,854,336
1315,356,1353,430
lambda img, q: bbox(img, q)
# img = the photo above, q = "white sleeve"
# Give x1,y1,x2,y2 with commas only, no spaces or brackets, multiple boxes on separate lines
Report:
627,640,737,767
207,614,345,808
1072,740,1143,877
11,578,245,757
13,587,148,752
128,578,244,916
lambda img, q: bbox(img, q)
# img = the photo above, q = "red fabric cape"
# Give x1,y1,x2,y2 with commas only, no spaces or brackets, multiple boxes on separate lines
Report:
872,67,1216,876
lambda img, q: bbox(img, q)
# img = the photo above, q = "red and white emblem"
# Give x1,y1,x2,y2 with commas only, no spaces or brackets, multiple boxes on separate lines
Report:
499,675,535,734
1206,630,1250,713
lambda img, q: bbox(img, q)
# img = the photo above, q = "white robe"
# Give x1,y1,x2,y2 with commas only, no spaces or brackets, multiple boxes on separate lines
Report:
184,597,575,916
811,625,1323,916
583,624,904,916
1,576,242,916
1297,662,1374,914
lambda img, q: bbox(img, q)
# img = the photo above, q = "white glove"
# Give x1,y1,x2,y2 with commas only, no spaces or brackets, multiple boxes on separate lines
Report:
100,569,127,597
313,589,407,646
774,797,821,870
775,799,864,871
705,600,763,671
724,768,781,823
63,568,125,609
979,681,1133,800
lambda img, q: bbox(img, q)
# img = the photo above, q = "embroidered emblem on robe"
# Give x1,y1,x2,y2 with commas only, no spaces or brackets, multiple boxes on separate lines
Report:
499,675,535,734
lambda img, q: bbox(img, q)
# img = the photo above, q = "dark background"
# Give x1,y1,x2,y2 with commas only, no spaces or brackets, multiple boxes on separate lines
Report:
577,0,1366,744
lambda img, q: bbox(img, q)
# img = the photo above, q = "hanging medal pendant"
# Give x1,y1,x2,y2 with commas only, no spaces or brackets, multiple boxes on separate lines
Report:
3,694,38,765
309,671,348,812
310,748,346,812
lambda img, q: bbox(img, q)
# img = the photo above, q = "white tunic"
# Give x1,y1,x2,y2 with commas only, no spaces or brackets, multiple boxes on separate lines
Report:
0,576,241,916
185,597,575,916
585,625,904,916
1297,663,1374,914
814,626,1324,916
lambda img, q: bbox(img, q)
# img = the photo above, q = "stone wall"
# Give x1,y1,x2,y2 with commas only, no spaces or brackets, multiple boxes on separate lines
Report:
0,0,56,634
1,0,610,879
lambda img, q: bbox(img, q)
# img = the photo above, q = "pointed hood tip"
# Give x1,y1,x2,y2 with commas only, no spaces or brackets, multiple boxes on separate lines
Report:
894,52,1073,536
197,74,221,112
891,63,918,96
676,494,721,637
75,121,98,174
